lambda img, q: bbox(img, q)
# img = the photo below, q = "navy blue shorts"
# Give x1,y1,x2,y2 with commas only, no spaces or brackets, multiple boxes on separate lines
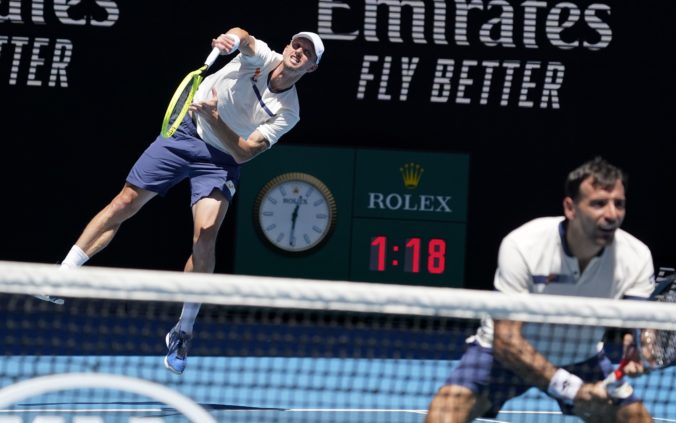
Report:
127,116,240,206
445,342,641,417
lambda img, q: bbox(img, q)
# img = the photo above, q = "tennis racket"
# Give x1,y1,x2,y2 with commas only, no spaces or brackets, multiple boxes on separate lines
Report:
160,47,221,138
603,269,676,398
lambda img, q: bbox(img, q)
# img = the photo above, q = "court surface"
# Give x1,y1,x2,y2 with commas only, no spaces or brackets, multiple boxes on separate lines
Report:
1,356,674,422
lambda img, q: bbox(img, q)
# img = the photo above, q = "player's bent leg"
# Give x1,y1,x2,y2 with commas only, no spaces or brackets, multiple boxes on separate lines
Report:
164,190,230,374
187,190,230,273
424,384,490,423
37,185,157,305
75,184,157,257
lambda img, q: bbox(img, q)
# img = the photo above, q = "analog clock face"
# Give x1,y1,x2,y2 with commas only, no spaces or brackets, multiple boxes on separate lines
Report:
254,173,337,253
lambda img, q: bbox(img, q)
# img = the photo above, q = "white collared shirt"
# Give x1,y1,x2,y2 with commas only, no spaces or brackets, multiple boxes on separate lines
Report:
194,39,300,155
473,216,654,365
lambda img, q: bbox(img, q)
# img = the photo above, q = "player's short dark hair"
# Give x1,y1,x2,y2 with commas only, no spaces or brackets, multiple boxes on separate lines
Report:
565,157,627,201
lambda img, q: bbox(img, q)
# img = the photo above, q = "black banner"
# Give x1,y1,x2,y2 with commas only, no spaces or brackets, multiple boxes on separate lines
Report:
2,1,674,289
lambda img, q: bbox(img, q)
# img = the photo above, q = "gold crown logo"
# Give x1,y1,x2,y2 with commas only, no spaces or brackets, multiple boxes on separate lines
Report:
400,163,424,189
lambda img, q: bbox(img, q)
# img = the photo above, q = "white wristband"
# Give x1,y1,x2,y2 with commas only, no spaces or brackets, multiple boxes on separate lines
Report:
223,34,240,54
547,368,583,404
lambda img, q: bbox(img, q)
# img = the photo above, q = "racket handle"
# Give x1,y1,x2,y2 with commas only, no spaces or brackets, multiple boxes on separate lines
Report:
204,47,221,68
603,358,629,386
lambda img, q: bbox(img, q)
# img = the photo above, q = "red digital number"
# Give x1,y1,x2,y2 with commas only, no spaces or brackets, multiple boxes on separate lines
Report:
404,238,421,273
370,236,386,272
427,238,446,274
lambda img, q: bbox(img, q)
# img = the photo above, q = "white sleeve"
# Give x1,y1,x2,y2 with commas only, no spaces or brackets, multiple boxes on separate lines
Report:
256,108,300,147
241,38,273,68
623,244,655,298
494,235,531,294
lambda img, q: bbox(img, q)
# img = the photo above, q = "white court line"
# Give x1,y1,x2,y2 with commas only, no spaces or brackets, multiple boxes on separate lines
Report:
0,409,164,413
287,408,424,412
499,411,562,415
2,407,673,422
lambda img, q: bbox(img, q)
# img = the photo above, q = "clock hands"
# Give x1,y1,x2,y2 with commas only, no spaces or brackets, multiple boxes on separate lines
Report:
289,195,302,247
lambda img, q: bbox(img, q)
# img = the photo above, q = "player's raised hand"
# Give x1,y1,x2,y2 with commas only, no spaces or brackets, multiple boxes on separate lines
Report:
212,33,240,55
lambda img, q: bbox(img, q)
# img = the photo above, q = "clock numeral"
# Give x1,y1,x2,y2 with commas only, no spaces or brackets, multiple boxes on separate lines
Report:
305,187,314,197
279,186,287,196
312,225,323,234
265,224,277,232
262,211,274,217
313,199,324,207
303,234,311,244
275,233,285,243
267,197,278,205
315,214,327,219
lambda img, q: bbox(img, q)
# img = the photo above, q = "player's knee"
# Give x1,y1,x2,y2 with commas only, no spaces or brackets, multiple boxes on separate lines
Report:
426,385,477,423
615,401,652,423
438,384,475,402
109,189,141,217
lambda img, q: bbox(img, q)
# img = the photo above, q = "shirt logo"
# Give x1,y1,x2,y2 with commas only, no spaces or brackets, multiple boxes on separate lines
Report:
251,67,261,82
532,273,576,285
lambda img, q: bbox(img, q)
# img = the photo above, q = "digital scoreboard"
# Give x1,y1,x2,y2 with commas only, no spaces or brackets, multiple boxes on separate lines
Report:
234,146,469,287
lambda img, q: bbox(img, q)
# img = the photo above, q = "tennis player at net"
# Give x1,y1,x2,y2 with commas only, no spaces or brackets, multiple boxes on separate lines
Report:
52,28,324,375
425,157,655,422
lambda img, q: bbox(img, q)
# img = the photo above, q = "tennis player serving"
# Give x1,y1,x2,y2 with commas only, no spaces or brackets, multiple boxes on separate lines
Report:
54,27,324,375
425,157,656,422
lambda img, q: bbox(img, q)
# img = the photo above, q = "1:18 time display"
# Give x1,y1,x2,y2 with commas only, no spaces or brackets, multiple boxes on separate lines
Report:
369,236,447,274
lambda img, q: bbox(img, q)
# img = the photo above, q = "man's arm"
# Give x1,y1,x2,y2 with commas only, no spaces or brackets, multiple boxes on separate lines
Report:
494,319,613,405
189,88,268,164
493,319,558,390
212,27,255,56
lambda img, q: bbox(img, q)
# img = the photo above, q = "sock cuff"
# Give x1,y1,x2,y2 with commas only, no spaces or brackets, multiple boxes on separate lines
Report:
61,245,90,269
71,245,89,260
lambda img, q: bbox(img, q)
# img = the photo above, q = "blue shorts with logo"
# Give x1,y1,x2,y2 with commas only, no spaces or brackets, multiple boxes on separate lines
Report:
445,341,641,417
126,116,240,206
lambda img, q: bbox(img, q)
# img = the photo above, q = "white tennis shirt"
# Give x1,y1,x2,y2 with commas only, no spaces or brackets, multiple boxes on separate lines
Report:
193,39,300,156
472,216,655,365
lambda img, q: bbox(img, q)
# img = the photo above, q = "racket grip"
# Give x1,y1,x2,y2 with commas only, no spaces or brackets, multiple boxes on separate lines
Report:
603,358,629,386
204,47,221,68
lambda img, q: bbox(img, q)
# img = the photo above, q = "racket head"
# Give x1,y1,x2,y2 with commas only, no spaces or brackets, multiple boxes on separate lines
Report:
640,329,676,369
637,272,676,370
161,65,207,138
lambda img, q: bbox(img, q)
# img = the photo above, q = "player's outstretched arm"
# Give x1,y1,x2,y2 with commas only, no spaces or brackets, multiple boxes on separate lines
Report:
211,27,255,56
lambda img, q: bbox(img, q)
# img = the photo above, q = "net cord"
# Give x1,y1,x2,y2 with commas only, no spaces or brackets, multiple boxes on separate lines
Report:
1,261,674,330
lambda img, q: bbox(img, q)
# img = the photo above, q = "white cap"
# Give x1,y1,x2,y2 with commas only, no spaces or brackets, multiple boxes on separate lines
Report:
291,31,325,64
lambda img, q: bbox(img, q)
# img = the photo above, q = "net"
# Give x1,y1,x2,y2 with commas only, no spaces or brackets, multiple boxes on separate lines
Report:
0,261,674,423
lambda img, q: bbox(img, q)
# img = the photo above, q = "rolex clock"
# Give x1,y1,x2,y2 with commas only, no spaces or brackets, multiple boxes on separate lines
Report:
254,172,337,254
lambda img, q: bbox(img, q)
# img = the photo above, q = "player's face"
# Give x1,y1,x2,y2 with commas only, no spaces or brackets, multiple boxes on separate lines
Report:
565,177,626,247
283,38,318,72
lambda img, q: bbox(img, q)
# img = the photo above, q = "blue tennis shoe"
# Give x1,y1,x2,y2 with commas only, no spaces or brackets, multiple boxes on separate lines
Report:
33,294,65,305
164,323,192,375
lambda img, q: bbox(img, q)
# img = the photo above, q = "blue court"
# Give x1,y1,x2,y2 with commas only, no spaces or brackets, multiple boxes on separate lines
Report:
1,356,674,422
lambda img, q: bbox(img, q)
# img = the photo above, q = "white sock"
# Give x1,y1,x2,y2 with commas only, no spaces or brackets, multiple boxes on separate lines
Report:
60,245,89,270
178,303,201,335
